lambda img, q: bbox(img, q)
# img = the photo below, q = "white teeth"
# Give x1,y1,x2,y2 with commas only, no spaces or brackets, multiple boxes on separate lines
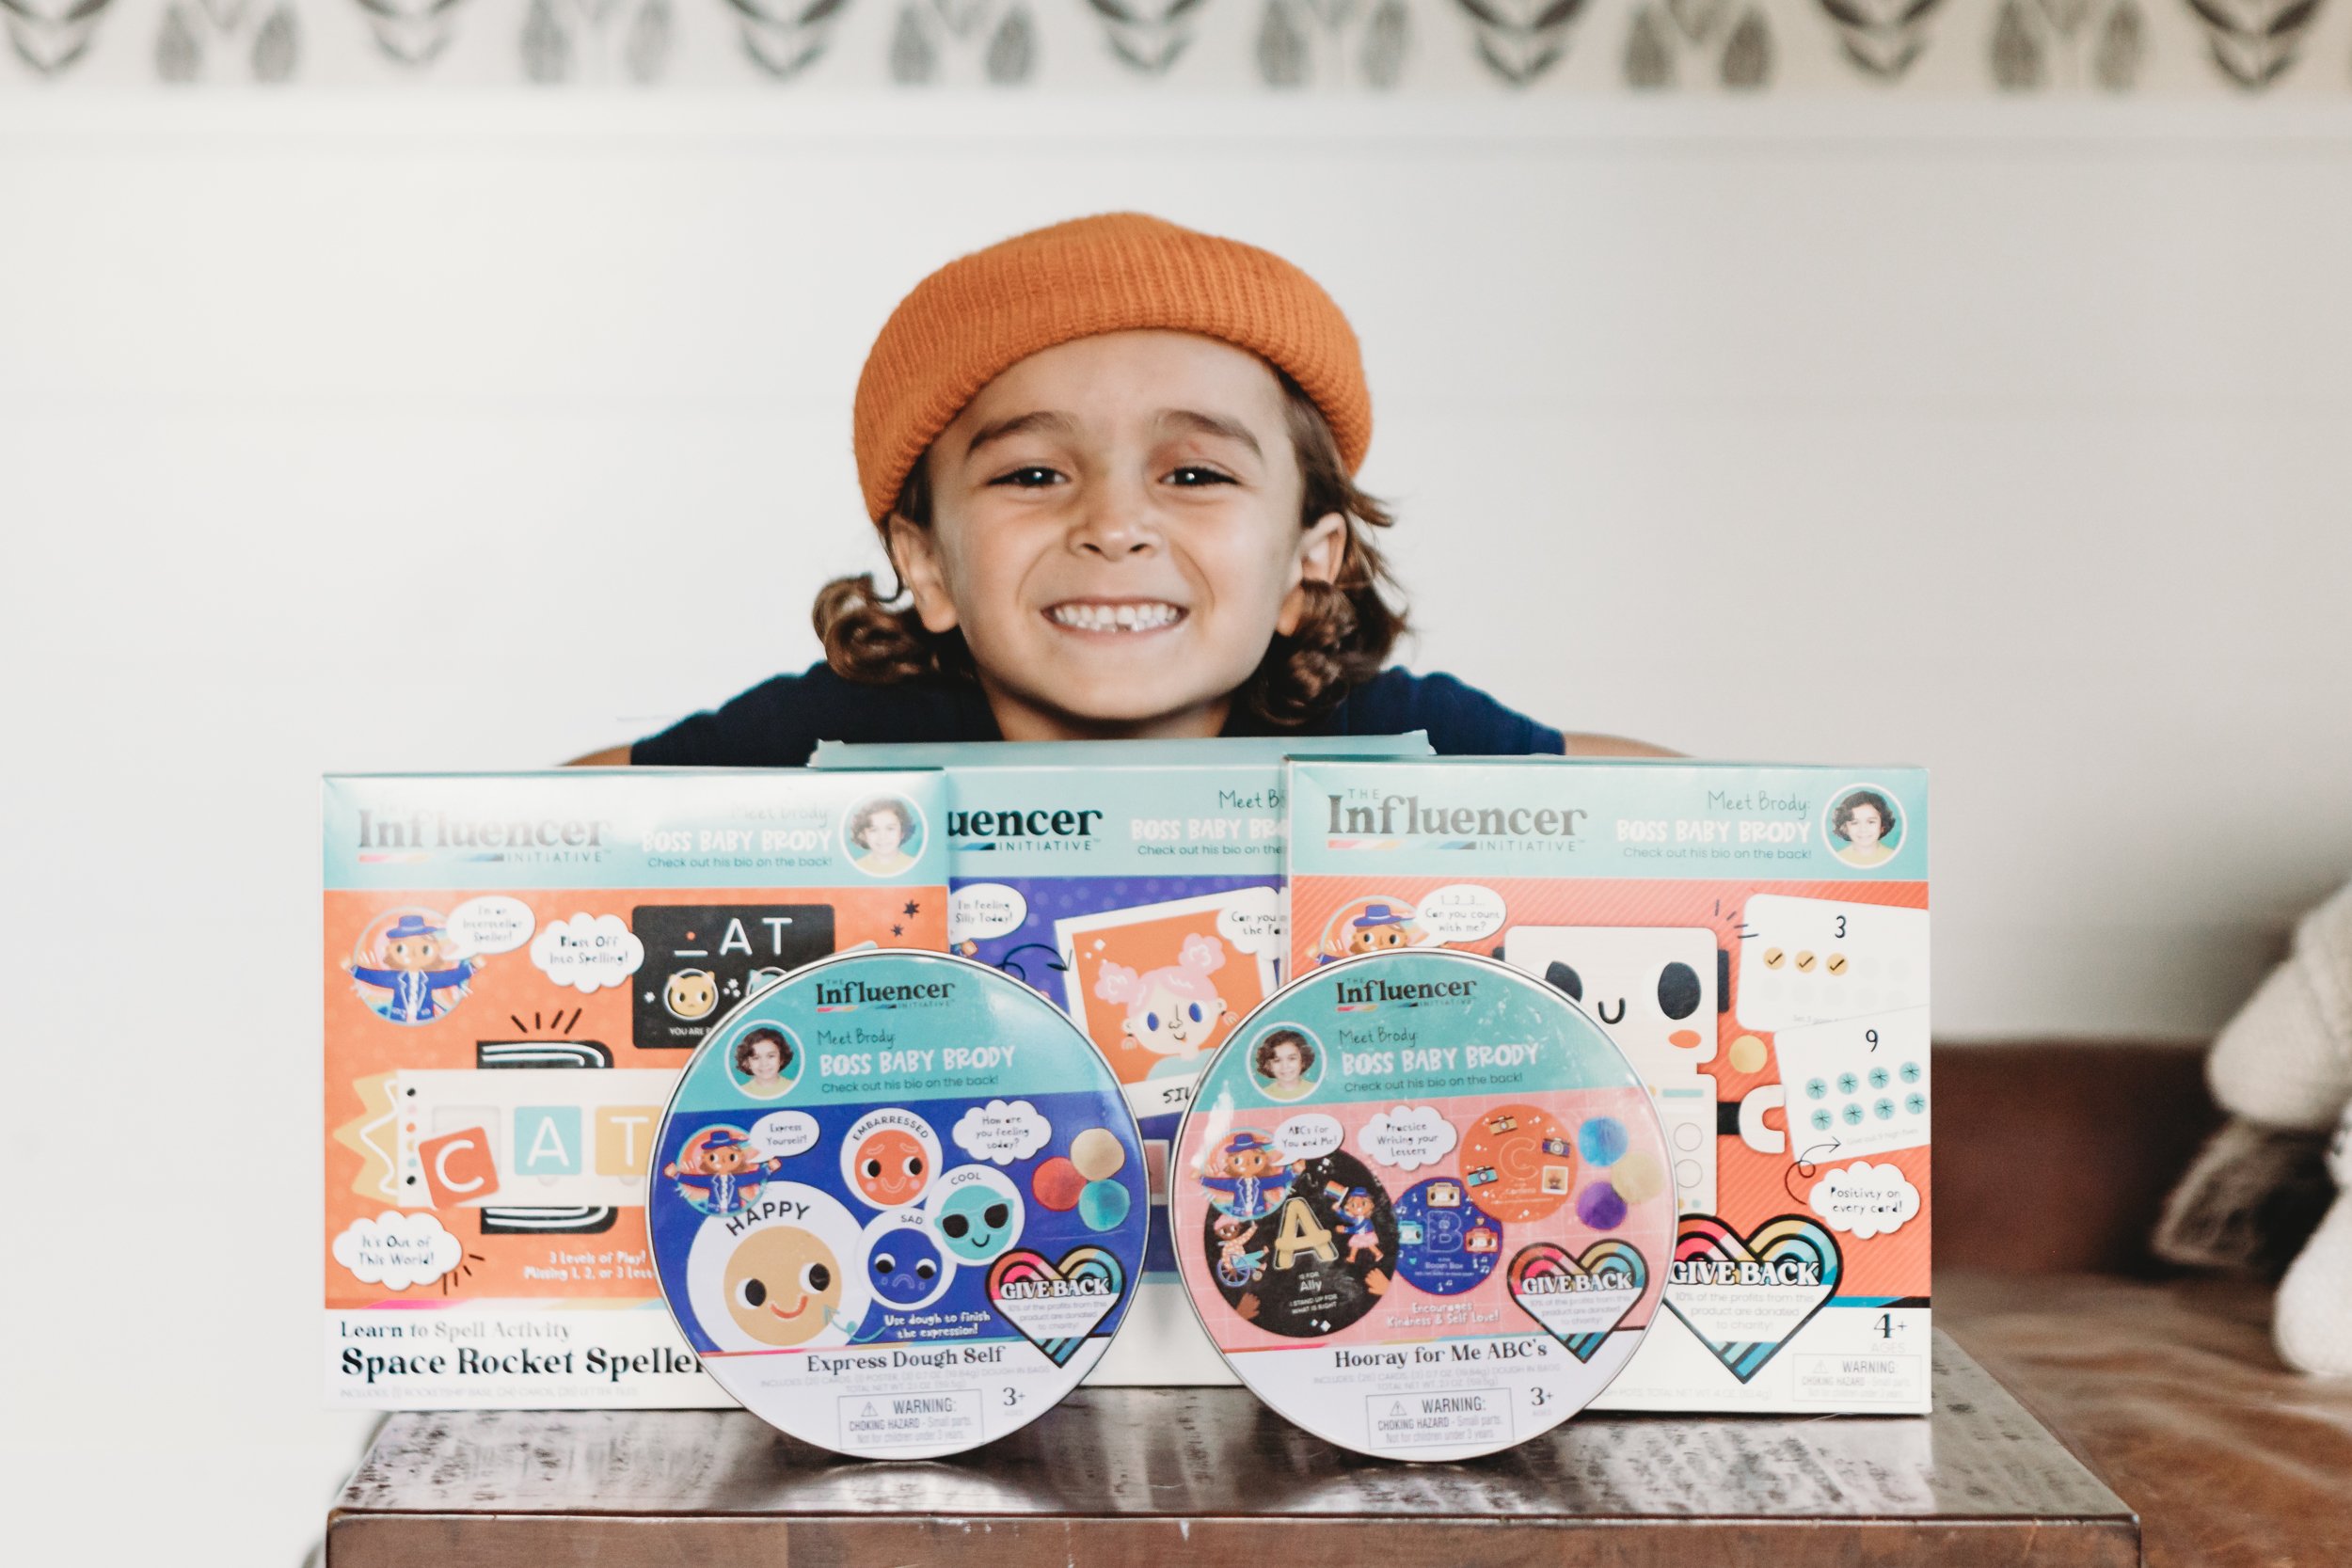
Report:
1049,602,1180,633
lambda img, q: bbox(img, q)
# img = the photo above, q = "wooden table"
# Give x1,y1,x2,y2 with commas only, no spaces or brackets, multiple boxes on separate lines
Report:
326,1330,2137,1566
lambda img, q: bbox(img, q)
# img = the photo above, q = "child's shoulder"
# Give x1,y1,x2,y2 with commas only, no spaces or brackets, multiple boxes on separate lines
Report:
630,662,995,768
1315,668,1564,756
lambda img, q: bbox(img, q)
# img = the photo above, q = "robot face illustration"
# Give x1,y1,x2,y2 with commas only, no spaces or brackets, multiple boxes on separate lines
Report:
851,1127,930,1207
665,969,719,1021
933,1183,1017,1264
723,1227,843,1347
866,1225,947,1308
1503,927,1719,1074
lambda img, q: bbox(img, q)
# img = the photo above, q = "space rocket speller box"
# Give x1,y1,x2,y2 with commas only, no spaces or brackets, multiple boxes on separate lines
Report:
1285,757,1931,1413
322,768,946,1408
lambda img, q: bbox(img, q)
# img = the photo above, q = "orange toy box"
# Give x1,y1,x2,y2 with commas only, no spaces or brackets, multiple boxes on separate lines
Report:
1285,757,1930,1413
323,769,946,1408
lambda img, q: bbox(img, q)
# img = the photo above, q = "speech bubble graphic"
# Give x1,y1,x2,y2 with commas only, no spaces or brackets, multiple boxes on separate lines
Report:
446,895,535,958
1216,888,1286,958
1359,1105,1460,1172
530,912,644,994
949,883,1029,944
1274,1113,1343,1163
333,1211,462,1291
1807,1161,1921,1240
1417,884,1508,943
750,1110,821,1161
952,1099,1052,1165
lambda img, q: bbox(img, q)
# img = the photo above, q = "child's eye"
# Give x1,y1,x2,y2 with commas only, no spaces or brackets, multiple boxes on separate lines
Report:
1145,1012,1161,1032
989,466,1064,488
1166,466,1234,487
1188,1003,1204,1022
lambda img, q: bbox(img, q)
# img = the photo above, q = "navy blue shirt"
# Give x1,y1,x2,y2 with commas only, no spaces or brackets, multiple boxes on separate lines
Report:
631,664,1564,766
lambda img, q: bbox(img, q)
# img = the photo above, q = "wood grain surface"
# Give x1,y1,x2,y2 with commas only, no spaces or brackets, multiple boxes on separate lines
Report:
327,1330,2137,1567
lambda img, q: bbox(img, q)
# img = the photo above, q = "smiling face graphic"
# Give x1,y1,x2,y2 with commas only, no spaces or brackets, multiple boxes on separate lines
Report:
934,1184,1017,1264
866,1225,947,1308
852,1128,930,1207
723,1227,843,1347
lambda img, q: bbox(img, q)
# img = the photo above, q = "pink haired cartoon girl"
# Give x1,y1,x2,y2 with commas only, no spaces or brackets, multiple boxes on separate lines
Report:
1096,933,1232,1079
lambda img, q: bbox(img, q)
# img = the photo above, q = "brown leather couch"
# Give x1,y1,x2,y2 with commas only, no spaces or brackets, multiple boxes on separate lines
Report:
1936,1043,2352,1568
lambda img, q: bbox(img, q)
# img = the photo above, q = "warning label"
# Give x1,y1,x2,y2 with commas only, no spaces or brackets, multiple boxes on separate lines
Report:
838,1387,983,1451
1790,1354,1924,1402
1366,1387,1510,1450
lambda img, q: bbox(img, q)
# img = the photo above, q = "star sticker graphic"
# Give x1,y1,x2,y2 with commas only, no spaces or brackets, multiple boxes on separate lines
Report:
902,900,922,917
891,924,904,937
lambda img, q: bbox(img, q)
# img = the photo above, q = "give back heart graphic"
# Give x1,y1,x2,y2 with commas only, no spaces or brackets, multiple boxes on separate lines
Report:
1507,1239,1649,1361
986,1246,1126,1368
1663,1215,1842,1383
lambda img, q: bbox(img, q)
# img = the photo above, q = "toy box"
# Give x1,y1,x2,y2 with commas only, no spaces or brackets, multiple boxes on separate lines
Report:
323,768,947,1408
811,735,1429,1384
1285,757,1931,1413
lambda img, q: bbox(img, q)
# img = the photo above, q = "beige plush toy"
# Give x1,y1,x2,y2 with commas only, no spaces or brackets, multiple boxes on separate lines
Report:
2160,881,2352,1375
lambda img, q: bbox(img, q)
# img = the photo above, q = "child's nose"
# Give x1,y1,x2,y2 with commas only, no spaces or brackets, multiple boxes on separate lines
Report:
1068,485,1159,558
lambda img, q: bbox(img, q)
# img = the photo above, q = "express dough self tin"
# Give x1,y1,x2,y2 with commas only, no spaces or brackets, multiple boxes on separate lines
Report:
1171,948,1674,1461
649,949,1150,1457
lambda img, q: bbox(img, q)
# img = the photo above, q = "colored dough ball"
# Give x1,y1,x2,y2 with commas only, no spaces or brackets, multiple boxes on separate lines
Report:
1031,1155,1086,1212
1576,1116,1629,1167
1071,1127,1126,1182
1610,1148,1666,1204
1576,1180,1629,1230
1728,1034,1769,1074
1078,1178,1132,1232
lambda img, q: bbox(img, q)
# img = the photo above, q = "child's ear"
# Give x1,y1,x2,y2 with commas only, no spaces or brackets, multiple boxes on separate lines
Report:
1275,512,1350,637
885,513,960,635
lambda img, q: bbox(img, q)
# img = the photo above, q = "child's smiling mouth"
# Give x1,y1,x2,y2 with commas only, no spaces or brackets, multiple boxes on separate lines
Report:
770,1293,811,1320
1044,600,1185,634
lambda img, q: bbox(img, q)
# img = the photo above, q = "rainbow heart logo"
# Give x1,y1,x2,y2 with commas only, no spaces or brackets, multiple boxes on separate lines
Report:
1662,1215,1842,1383
985,1246,1126,1368
1506,1239,1650,1361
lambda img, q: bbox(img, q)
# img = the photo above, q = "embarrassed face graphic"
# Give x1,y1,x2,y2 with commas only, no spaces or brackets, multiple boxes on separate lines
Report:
852,1127,930,1207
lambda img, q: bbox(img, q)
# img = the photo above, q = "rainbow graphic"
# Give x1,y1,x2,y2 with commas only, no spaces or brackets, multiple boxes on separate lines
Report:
1665,1215,1842,1384
1507,1238,1649,1361
986,1246,1126,1368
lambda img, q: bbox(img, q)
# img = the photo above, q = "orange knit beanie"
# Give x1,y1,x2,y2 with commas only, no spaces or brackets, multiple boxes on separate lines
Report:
851,213,1372,526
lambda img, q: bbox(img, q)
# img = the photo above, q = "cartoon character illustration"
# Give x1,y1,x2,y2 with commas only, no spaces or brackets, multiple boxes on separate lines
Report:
1426,1180,1464,1208
723,1225,846,1347
1318,901,1422,964
1465,1226,1500,1255
1095,933,1232,1077
865,1224,948,1309
733,1025,795,1100
1199,1131,1295,1222
344,913,477,1024
847,796,918,876
664,1128,780,1215
1830,789,1899,869
932,1183,1019,1264
664,968,718,1022
1254,1028,1317,1102
850,1127,930,1207
1213,1212,1266,1289
1339,1188,1385,1263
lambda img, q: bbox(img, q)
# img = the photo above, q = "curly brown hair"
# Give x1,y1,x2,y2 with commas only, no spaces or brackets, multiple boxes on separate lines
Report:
1253,1028,1315,1080
813,372,1407,728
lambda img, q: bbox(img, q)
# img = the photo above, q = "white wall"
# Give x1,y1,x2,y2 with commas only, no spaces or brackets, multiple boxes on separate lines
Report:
3,98,2348,1564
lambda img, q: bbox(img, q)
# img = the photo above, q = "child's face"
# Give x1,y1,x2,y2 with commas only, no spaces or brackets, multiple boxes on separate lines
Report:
745,1038,784,1081
860,812,903,856
893,331,1345,739
1845,805,1883,846
1269,1042,1304,1082
385,936,439,970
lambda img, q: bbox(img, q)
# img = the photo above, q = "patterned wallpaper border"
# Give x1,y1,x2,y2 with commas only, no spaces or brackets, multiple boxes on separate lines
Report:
4,0,2348,94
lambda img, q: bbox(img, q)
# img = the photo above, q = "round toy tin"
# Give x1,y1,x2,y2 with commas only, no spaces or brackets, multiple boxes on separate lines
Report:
1170,948,1674,1461
649,949,1150,1458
